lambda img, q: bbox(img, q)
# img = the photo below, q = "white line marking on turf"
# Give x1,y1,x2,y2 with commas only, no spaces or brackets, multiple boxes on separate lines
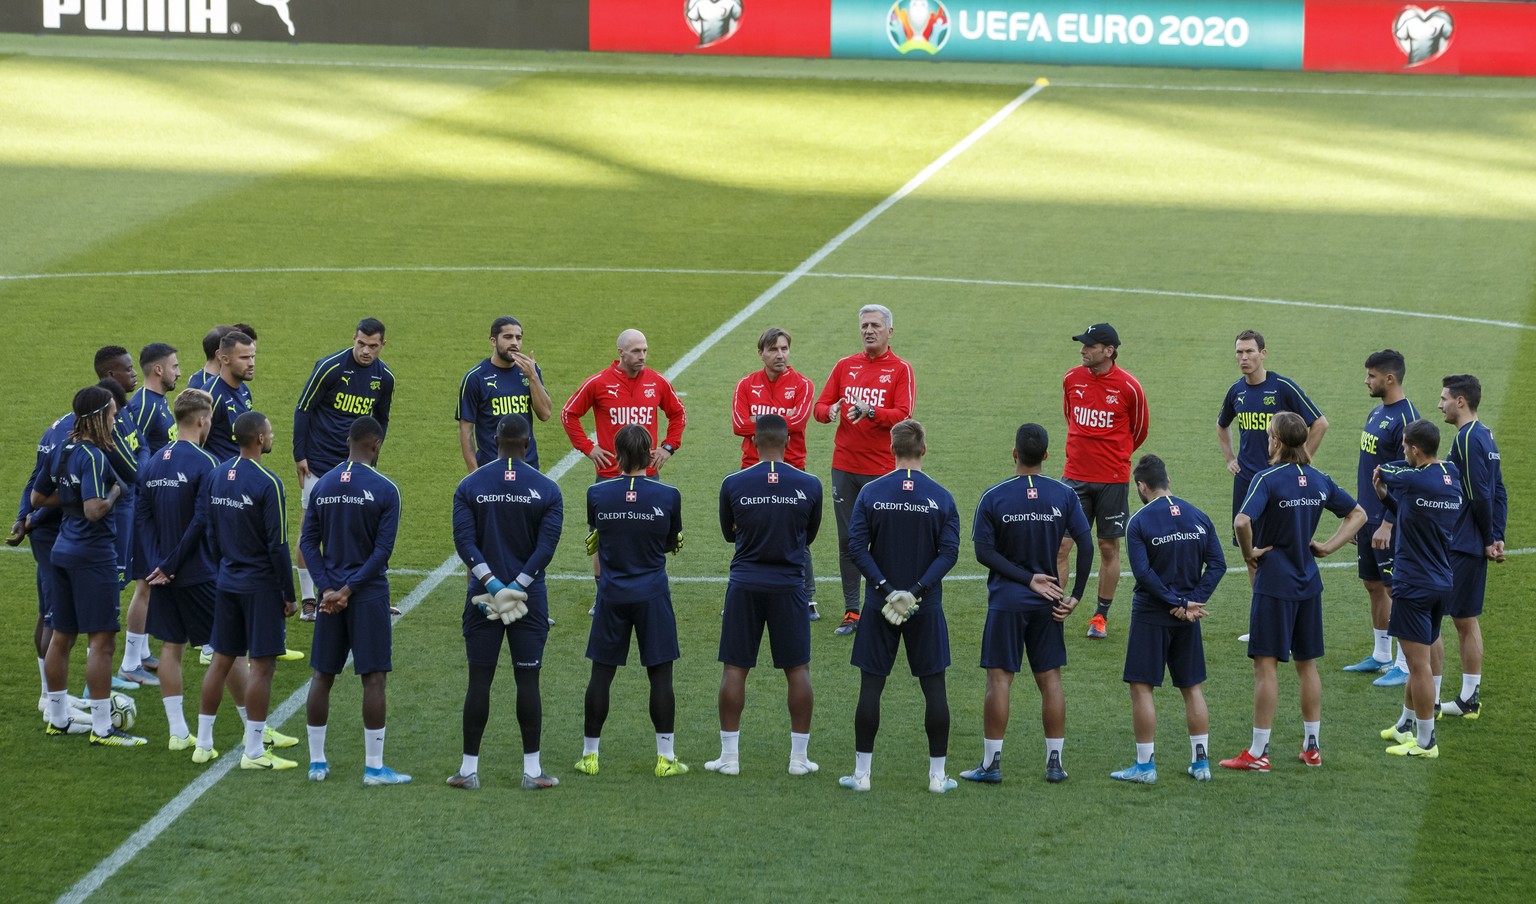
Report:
6,265,1528,333
55,81,1046,904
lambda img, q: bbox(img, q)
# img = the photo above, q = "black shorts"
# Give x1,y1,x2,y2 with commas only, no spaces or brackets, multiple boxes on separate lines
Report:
149,581,216,647
979,607,1066,674
1066,479,1128,540
1123,616,1206,688
586,592,680,668
719,581,810,670
462,589,549,669
31,533,57,624
212,588,289,659
312,588,393,675
850,602,950,678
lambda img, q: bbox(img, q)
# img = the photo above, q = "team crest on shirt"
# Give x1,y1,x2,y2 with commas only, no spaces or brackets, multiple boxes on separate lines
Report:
1264,394,1277,406
504,470,515,481
626,491,637,502
227,470,237,480
340,471,352,483
783,388,795,399
1380,419,1391,430
1170,504,1181,515
903,479,914,491
1298,475,1308,486
768,472,780,484
879,374,892,384
1027,487,1038,499
1105,392,1119,406
162,448,173,459
644,388,656,398
1444,473,1454,485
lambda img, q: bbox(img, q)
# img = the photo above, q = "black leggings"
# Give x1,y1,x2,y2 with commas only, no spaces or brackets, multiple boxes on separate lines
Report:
584,661,676,738
463,662,542,755
854,669,949,757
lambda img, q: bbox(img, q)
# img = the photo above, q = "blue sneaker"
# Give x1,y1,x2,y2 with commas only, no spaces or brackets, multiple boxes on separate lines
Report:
109,675,139,692
1373,665,1409,687
1110,760,1157,784
1187,759,1211,781
960,754,1002,784
308,761,329,782
363,765,413,786
1342,655,1391,673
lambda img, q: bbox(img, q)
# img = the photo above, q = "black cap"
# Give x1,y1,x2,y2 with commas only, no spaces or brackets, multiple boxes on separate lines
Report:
1072,323,1120,347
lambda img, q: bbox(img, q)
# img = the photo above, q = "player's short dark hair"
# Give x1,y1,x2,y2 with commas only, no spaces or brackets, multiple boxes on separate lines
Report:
174,389,213,422
140,342,177,371
491,316,522,339
349,415,385,445
95,377,127,410
1235,329,1266,350
1364,349,1405,384
203,326,233,360
231,323,258,342
757,327,791,353
496,413,530,447
890,419,925,459
233,411,268,448
93,345,130,378
1403,418,1440,457
1442,374,1481,412
356,318,385,339
1270,411,1310,465
220,331,253,355
1015,423,1049,466
614,425,652,473
1132,454,1169,491
754,413,789,450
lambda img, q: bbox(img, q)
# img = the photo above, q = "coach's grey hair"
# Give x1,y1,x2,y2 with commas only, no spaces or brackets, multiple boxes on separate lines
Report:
859,304,893,329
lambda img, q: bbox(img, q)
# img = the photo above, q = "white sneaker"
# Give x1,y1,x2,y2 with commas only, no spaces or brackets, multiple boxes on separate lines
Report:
704,756,739,776
838,772,870,792
1237,633,1251,642
788,758,819,776
929,773,959,793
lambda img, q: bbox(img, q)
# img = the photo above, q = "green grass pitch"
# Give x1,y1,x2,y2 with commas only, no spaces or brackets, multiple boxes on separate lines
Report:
1,35,1534,903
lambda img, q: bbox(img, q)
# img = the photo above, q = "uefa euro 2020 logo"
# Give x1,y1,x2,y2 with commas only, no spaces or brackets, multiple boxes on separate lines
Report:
887,0,950,55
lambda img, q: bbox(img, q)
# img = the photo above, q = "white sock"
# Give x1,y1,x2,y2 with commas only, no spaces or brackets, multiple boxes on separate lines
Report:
1045,738,1064,762
90,697,111,735
1372,629,1391,662
523,751,541,776
364,727,385,769
656,733,674,760
583,736,601,756
1135,742,1154,765
308,724,327,764
1416,718,1435,749
983,737,1003,764
1461,674,1481,700
720,730,740,759
245,720,266,760
1400,705,1415,727
197,713,216,749
853,750,872,778
460,754,479,776
1302,720,1320,750
163,695,188,738
790,731,810,761
929,755,946,777
297,568,316,601
236,705,249,727
38,657,48,695
122,632,146,672
1190,734,1209,763
1250,727,1271,757
46,690,67,726
1433,674,1443,698
1394,642,1408,671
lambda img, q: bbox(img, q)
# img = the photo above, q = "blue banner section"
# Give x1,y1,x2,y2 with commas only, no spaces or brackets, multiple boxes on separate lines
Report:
831,0,1304,69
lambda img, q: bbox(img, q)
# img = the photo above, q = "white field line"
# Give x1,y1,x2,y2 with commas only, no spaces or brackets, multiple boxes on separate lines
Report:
54,80,1049,904
4,266,1529,332
10,48,1535,100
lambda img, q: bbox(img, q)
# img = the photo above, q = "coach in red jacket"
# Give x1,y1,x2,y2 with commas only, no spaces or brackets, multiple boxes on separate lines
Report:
1059,323,1149,641
814,305,916,636
562,329,686,479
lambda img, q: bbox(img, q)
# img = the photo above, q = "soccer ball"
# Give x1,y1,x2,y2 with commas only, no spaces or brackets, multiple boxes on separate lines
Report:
109,692,137,730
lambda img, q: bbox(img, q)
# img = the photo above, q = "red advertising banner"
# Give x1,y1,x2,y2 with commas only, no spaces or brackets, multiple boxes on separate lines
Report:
590,1,831,57
1304,1,1536,76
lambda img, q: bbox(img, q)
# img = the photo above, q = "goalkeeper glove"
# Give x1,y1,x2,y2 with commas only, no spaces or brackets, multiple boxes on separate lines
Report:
671,530,685,555
585,529,598,557
881,590,919,625
495,586,529,623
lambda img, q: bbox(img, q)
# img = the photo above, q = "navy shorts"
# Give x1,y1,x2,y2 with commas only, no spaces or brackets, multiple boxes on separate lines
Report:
1066,479,1129,540
148,581,216,646
128,523,153,582
312,588,393,675
851,600,950,677
1123,616,1206,688
463,589,549,669
719,582,810,670
49,552,120,635
1388,586,1447,646
1356,524,1394,584
979,607,1065,674
586,592,680,668
112,501,133,590
30,533,57,624
1230,476,1249,546
1246,592,1324,663
1447,552,1486,618
212,588,289,659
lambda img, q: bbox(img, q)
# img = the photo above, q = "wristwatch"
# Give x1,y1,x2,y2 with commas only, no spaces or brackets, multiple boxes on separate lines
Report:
661,443,677,454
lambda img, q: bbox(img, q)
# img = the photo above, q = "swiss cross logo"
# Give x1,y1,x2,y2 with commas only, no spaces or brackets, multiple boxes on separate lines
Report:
504,470,515,481
1027,488,1038,499
902,480,914,491
783,388,795,400
1298,475,1308,487
768,472,780,484
1170,505,1181,516
227,470,237,480
162,448,172,460
644,387,656,398
626,491,637,502
1444,474,1454,485
340,471,351,483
